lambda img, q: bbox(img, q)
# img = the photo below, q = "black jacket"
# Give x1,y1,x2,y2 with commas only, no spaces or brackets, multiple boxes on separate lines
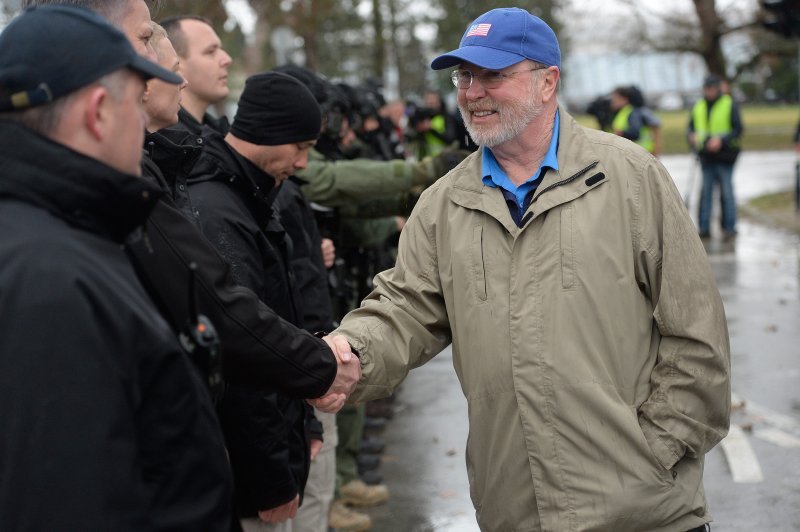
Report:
129,132,336,396
275,178,336,333
175,106,230,136
275,179,335,443
143,127,203,225
188,129,312,515
0,121,233,531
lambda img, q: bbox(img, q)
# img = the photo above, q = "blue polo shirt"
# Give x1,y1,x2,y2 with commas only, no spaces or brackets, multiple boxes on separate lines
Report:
481,110,560,226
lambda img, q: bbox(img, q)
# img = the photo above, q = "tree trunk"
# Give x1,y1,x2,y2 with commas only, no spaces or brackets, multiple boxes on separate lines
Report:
692,0,727,76
372,0,386,79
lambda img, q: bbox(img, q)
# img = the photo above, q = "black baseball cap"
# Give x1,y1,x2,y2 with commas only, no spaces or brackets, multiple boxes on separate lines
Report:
703,74,724,88
0,5,183,112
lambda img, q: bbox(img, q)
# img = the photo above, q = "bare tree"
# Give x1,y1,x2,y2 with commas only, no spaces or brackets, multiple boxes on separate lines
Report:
614,0,762,79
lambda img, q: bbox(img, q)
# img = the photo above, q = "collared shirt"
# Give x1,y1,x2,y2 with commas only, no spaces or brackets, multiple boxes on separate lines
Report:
481,110,560,226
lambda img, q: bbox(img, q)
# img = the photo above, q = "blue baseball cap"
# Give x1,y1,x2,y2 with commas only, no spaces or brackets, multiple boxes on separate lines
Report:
0,5,183,112
431,8,561,71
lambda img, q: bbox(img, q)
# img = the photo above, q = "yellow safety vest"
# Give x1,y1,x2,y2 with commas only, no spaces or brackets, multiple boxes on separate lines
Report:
612,104,654,153
691,94,737,148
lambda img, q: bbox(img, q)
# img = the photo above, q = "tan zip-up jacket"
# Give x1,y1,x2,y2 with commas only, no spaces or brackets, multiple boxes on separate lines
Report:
336,108,730,532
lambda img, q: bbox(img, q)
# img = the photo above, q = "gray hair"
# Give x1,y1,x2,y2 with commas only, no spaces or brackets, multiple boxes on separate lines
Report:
20,0,163,25
0,70,131,136
150,21,168,48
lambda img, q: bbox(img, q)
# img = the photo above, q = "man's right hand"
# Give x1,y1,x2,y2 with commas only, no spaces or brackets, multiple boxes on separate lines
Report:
309,334,361,413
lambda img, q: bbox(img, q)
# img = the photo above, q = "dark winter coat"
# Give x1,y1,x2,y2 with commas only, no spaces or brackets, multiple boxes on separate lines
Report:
175,106,229,137
275,178,336,333
0,121,233,531
142,127,203,225
129,131,336,397
188,129,313,515
275,178,335,443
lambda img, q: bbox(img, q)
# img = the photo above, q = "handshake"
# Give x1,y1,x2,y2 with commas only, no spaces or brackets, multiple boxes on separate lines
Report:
308,334,362,413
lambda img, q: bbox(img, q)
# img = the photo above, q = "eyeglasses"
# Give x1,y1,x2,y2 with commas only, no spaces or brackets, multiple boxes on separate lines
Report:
450,66,547,90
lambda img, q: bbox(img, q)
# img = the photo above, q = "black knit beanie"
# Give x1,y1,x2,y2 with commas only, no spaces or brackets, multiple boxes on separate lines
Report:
230,71,322,145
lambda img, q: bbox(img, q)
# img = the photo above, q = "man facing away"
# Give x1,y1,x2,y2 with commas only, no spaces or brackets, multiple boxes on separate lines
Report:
318,8,731,532
0,6,233,530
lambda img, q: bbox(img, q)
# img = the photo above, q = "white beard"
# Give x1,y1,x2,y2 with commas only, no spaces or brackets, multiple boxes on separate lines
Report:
458,85,543,147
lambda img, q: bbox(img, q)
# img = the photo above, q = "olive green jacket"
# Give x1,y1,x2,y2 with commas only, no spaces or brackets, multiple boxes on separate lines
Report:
335,109,731,531
294,148,416,207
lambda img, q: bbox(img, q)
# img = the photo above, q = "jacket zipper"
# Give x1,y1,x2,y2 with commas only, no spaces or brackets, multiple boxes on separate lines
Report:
531,161,599,204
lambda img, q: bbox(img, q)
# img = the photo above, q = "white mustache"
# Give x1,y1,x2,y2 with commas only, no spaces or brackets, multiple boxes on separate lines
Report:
466,104,498,113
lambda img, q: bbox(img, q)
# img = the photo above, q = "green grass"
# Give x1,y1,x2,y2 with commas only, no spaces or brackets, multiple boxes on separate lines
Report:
740,189,800,234
574,104,800,155
748,190,796,211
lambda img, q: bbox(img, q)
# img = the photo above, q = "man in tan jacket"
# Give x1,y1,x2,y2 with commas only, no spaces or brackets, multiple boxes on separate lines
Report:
313,7,730,532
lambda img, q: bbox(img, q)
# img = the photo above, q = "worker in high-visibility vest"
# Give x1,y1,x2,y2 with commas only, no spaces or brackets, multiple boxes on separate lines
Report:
410,90,473,160
610,85,662,156
687,74,743,240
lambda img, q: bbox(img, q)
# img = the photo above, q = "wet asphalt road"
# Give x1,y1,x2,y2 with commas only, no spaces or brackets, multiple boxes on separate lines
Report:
362,151,800,531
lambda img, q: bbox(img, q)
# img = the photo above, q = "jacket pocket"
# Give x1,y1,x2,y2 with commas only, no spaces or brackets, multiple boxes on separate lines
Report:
630,406,676,488
560,205,575,290
471,225,488,302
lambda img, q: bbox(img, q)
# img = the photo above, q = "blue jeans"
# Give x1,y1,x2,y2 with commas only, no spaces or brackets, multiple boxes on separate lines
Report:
698,161,736,234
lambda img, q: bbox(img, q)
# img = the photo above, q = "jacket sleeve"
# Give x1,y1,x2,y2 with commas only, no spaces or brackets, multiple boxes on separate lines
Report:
127,196,336,398
341,216,400,248
633,158,731,471
336,190,419,219
334,189,453,402
295,150,414,207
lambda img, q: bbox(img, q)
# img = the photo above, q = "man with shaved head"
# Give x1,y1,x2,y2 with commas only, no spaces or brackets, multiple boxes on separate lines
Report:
161,15,232,134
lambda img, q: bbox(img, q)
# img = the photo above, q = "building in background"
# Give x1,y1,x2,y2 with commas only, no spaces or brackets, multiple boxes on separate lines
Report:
562,51,708,112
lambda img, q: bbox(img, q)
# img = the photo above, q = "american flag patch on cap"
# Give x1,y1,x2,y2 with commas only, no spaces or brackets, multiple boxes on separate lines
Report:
466,23,491,37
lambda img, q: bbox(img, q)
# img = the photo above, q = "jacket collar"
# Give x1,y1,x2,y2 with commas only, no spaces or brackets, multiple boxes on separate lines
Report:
0,121,162,243
177,106,230,137
144,127,203,187
189,128,279,214
449,106,606,233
